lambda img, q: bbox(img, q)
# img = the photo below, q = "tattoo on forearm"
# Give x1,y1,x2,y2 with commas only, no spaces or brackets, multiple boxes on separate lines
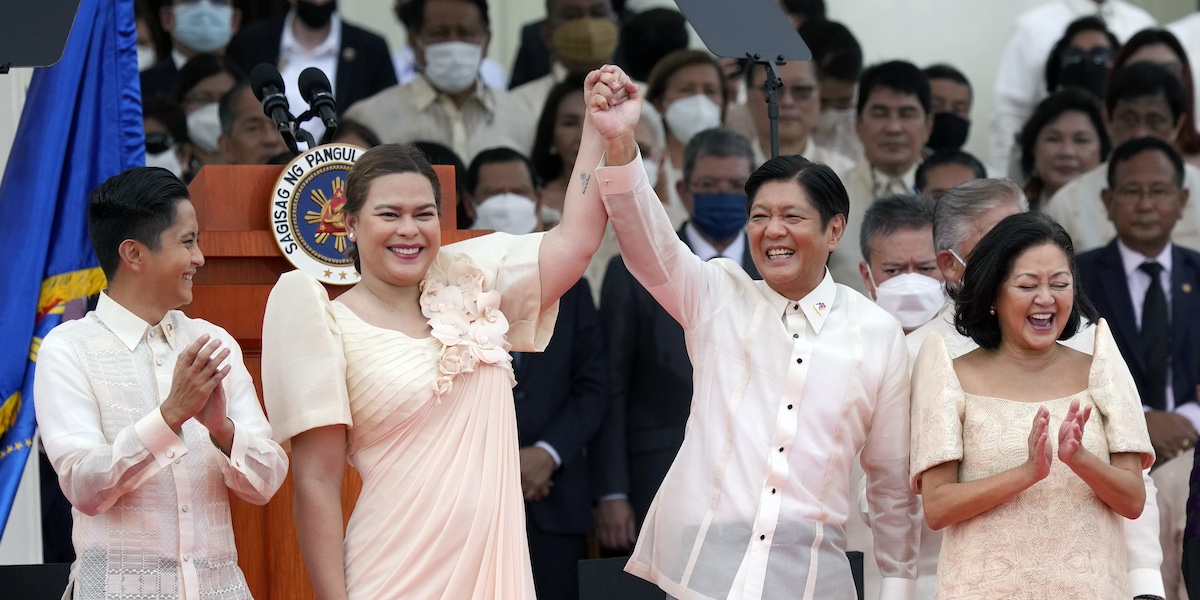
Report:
580,173,590,194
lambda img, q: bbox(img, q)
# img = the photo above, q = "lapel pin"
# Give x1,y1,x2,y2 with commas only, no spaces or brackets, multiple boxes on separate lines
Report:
342,47,356,62
1183,283,1193,294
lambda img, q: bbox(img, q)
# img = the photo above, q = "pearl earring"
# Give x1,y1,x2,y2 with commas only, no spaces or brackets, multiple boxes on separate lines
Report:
989,306,995,315
348,232,356,242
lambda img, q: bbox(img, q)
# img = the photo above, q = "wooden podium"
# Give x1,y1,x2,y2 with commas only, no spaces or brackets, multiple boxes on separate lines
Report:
184,164,481,599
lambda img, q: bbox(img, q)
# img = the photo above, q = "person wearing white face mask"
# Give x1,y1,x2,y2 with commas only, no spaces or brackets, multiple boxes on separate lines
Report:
467,148,542,236
224,0,397,147
800,18,866,163
141,0,242,103
645,50,728,229
857,194,944,334
344,0,534,163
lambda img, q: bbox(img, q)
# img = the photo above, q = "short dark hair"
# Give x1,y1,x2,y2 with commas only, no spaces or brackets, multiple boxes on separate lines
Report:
857,60,931,117
345,144,443,272
745,155,848,228
645,49,727,117
1044,16,1119,93
467,147,539,196
1018,88,1110,205
780,0,825,20
171,53,244,107
404,0,490,32
798,19,862,82
682,128,754,185
217,83,249,137
143,100,190,147
952,212,1098,350
411,140,461,220
859,194,934,264
531,74,587,184
618,8,689,82
923,63,971,93
1106,62,1189,123
1106,136,1186,189
332,119,382,148
88,167,190,281
1111,28,1200,155
915,150,987,194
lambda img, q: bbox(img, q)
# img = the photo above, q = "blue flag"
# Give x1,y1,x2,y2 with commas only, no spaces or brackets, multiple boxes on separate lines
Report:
0,0,144,537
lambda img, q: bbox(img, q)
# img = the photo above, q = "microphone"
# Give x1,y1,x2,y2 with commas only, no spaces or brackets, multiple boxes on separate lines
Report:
250,63,300,154
299,67,339,138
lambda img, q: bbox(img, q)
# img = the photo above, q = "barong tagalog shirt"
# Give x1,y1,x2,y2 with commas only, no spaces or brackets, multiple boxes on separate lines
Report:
596,155,921,600
33,293,288,599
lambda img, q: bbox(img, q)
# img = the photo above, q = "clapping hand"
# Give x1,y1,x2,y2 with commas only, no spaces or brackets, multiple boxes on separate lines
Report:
1026,405,1053,482
1057,398,1092,467
161,335,230,432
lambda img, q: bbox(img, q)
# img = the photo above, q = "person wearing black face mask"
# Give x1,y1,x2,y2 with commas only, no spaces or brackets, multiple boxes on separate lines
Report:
1044,16,1121,100
924,63,973,153
225,0,397,145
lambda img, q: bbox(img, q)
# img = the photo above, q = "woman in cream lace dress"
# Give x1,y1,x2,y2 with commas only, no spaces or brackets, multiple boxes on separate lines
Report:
911,212,1153,598
260,67,643,599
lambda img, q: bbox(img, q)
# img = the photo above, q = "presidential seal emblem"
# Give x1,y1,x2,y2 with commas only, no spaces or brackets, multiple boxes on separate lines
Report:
271,144,363,284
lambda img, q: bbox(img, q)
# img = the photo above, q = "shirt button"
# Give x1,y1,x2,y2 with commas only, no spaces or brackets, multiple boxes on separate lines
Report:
182,554,190,562
149,331,156,338
174,459,181,465
156,358,164,366
234,458,242,467
793,303,799,310
796,358,803,364
759,534,766,541
181,505,189,513
792,333,799,339
771,488,776,494
165,450,175,458
778,447,785,453
787,404,794,410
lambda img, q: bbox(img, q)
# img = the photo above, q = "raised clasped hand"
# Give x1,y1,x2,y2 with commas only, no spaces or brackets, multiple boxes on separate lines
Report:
1026,405,1053,482
1057,397,1092,467
161,334,231,431
584,64,641,143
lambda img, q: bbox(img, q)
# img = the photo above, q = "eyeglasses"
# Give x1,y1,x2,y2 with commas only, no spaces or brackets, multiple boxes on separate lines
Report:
1113,184,1181,204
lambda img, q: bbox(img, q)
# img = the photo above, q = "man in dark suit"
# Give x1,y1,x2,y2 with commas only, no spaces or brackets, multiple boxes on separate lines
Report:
223,0,395,131
466,147,610,600
1076,136,1200,467
590,128,760,552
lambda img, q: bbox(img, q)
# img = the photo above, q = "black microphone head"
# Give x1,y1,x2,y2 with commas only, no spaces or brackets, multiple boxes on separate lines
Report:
250,63,286,101
298,67,333,103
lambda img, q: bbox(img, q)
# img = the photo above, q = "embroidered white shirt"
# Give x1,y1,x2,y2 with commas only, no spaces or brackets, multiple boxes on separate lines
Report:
598,155,920,600
34,293,288,599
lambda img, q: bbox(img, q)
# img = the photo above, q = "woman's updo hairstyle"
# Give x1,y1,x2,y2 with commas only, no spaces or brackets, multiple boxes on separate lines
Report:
344,143,442,272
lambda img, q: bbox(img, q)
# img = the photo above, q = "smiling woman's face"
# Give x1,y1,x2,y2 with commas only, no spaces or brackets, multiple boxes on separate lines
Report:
994,242,1074,352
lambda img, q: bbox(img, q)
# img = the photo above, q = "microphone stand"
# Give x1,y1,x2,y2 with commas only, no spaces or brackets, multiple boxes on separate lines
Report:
751,54,785,159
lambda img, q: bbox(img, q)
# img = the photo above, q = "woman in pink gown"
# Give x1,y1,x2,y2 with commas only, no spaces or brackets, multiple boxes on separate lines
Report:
260,68,643,599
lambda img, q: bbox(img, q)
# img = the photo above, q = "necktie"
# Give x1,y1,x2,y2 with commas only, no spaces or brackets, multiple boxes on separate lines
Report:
1139,261,1170,411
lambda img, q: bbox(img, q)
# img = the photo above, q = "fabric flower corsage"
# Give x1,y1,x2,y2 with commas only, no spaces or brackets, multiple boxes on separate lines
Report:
421,259,514,396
